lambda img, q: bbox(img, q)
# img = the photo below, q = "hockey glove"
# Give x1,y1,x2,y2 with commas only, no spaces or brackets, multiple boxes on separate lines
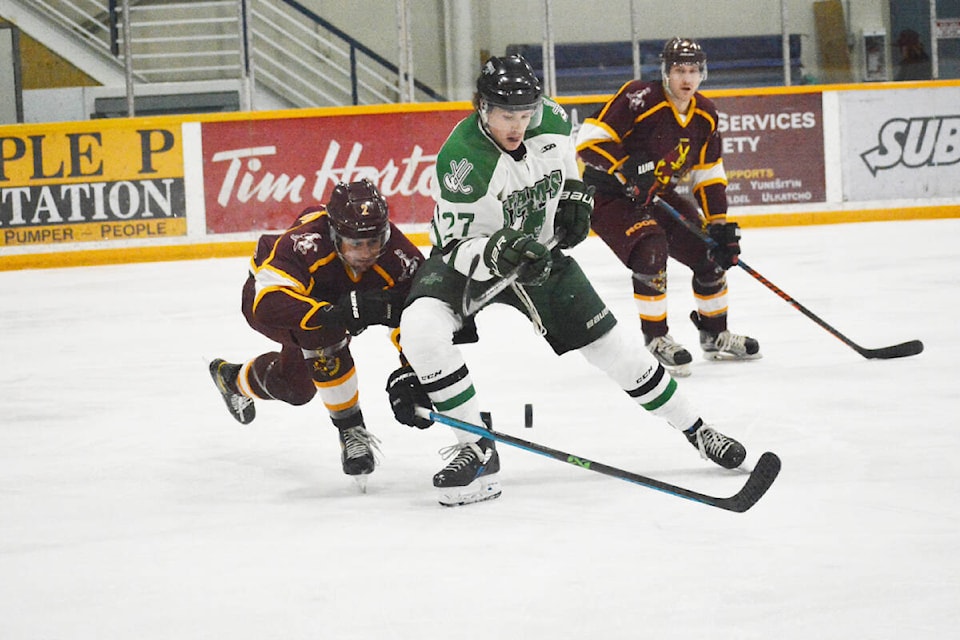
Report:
321,289,403,334
555,179,594,249
483,228,552,286
707,221,742,269
620,155,661,205
385,364,433,429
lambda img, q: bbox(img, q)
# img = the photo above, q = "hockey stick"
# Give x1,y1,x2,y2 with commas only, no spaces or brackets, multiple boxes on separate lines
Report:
461,233,562,317
653,197,924,360
417,407,782,513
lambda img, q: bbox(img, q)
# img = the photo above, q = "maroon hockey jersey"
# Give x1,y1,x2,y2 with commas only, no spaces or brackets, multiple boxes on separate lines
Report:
576,80,729,221
247,206,424,332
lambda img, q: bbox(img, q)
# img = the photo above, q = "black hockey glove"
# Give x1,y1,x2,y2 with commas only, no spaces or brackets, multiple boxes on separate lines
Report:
385,364,433,429
555,179,594,249
620,155,662,206
483,228,552,286
707,221,742,269
321,289,403,334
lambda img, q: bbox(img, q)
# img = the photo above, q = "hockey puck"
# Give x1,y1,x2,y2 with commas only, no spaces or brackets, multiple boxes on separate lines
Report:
524,403,533,428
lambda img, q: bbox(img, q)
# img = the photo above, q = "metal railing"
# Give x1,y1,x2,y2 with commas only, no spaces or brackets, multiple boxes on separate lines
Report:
26,0,444,108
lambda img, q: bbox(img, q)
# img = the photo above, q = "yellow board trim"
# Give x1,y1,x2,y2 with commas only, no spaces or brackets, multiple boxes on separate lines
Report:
2,202,958,272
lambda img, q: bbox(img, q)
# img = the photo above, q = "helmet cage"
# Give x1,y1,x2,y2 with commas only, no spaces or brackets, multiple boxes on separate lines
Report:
660,37,708,83
326,179,391,256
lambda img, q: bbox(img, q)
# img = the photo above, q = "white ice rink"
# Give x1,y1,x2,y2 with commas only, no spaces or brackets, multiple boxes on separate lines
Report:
1,218,957,639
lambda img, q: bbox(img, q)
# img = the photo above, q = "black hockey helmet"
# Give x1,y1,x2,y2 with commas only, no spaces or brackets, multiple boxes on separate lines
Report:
476,54,544,128
660,37,708,82
326,179,391,251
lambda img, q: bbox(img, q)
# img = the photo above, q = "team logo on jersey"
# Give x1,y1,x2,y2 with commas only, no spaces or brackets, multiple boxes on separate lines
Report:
502,170,563,232
418,272,444,286
547,99,568,121
443,159,474,194
291,232,323,255
626,87,653,110
311,354,341,378
393,248,419,281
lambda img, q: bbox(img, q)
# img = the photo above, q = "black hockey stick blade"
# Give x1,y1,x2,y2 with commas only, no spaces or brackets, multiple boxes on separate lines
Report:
418,408,781,513
651,196,923,361
857,339,924,360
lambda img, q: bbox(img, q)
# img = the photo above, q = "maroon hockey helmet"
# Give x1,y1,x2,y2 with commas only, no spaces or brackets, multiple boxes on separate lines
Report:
660,37,708,82
326,179,391,251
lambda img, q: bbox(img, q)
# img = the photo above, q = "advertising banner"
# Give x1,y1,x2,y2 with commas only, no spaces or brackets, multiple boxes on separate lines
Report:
568,91,825,208
200,108,470,233
712,92,825,206
0,121,186,247
840,86,960,201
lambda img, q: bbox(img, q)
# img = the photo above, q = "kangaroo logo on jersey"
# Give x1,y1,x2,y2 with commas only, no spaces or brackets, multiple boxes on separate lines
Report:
393,248,420,281
291,232,323,255
443,159,475,195
627,87,653,111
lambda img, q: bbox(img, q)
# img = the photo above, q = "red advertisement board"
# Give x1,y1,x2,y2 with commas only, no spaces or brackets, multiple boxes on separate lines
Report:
202,93,825,235
568,91,826,207
712,92,826,206
201,109,470,233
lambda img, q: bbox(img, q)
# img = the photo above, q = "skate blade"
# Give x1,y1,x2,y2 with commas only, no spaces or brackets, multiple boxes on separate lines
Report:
664,362,691,377
702,351,763,362
352,474,370,493
437,475,502,507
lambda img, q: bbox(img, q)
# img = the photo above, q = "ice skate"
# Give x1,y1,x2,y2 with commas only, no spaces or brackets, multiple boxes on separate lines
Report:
338,426,380,491
433,437,502,506
209,358,256,424
685,424,746,469
644,334,693,377
690,311,761,361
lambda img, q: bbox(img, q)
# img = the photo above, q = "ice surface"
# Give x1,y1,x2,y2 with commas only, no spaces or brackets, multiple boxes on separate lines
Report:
1,219,957,639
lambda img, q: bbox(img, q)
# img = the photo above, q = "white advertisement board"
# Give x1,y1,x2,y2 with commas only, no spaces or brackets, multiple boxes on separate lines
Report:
840,86,960,201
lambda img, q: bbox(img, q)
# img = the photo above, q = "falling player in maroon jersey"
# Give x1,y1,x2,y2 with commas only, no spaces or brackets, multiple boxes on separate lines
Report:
209,179,424,486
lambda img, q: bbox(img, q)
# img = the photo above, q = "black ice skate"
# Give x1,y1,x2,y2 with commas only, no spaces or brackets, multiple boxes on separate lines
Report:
433,437,502,506
338,425,380,476
690,311,761,361
685,424,747,469
645,334,693,377
209,358,256,424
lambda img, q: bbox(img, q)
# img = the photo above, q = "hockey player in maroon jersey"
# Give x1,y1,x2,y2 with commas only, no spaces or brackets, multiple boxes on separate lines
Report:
576,37,760,377
209,179,424,485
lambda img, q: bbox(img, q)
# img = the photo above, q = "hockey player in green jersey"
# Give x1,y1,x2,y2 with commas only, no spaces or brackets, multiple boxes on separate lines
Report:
386,54,747,506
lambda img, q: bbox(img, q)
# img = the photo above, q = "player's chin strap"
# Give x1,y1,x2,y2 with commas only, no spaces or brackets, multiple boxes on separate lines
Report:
461,232,562,318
